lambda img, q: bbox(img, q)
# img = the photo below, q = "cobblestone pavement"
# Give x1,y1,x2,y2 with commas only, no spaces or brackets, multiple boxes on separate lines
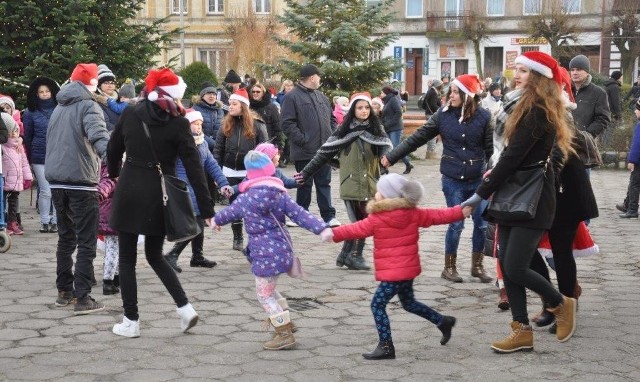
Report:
1,148,639,381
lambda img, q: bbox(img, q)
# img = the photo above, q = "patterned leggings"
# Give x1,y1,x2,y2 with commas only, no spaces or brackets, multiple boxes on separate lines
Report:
103,235,119,280
371,280,443,342
255,276,285,316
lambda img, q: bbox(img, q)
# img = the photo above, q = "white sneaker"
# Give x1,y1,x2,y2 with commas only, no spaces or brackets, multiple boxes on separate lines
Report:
327,218,341,227
112,316,140,338
176,303,199,333
285,220,299,227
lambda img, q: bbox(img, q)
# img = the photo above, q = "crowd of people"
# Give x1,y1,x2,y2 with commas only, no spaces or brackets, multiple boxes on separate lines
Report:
1,49,639,359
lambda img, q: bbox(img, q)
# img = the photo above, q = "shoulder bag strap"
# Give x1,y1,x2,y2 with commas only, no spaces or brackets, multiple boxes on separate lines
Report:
141,121,168,206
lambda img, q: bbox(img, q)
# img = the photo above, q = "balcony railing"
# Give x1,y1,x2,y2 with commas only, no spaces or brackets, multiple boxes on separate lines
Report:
426,11,472,32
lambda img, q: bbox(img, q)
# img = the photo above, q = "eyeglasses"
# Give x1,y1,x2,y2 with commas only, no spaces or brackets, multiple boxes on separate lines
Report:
102,81,116,85
252,90,262,94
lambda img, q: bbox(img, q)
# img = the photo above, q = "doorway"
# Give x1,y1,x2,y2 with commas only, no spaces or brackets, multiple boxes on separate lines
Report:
405,48,424,95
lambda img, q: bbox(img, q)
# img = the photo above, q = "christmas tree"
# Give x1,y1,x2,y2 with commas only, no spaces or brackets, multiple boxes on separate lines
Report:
263,0,401,96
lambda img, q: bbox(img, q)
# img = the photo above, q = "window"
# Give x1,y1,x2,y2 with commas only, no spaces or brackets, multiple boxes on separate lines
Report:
170,0,187,14
487,0,504,16
199,49,231,79
562,0,580,14
254,0,271,14
406,0,422,18
523,0,541,15
207,0,224,14
445,0,464,16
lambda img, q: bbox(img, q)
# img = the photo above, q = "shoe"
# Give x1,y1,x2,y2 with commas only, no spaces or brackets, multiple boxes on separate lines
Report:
176,303,199,333
615,203,627,212
491,321,534,353
532,309,555,327
619,211,639,218
546,295,577,342
113,275,120,288
549,322,557,334
49,223,58,233
103,280,120,295
285,220,299,227
39,223,50,233
437,316,456,345
190,254,217,268
263,311,296,350
497,288,509,311
441,254,463,282
74,295,105,315
7,221,23,235
113,316,140,338
362,340,395,360
402,163,414,174
55,291,75,307
327,218,341,227
471,252,492,283
164,252,182,273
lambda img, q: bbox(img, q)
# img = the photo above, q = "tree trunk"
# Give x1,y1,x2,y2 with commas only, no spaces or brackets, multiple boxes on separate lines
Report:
474,41,483,79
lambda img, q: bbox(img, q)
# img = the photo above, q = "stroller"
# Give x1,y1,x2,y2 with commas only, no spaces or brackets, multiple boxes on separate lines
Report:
0,143,12,252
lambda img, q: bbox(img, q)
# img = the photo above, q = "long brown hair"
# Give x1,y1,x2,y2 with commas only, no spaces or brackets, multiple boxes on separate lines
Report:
445,85,480,122
222,103,258,139
503,71,574,158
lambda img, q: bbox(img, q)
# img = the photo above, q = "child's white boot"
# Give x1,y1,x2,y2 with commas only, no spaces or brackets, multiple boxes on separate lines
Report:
176,303,199,333
113,316,140,338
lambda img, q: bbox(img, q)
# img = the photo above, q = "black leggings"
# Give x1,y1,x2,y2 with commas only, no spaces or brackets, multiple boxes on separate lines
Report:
498,225,563,324
118,232,188,321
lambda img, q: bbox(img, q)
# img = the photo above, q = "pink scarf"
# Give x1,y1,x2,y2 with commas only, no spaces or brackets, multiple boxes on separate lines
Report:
239,176,286,193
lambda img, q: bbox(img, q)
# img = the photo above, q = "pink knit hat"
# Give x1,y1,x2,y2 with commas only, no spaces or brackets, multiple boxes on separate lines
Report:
255,142,279,159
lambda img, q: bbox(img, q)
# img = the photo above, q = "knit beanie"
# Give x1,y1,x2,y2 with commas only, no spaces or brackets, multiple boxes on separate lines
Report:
376,173,424,205
0,94,15,114
569,55,590,72
255,142,279,160
199,81,217,98
119,79,136,99
224,70,242,84
185,108,203,124
611,71,622,81
97,64,116,87
244,150,276,179
299,64,321,78
1,113,18,135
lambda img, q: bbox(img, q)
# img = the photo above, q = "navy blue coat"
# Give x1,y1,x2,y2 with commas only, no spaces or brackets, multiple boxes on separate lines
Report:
23,98,57,165
194,101,224,142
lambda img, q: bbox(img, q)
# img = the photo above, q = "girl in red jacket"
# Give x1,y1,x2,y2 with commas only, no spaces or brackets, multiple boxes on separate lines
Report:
329,173,471,360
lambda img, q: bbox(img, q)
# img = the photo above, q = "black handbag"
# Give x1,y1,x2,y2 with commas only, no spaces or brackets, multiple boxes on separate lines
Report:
485,158,549,221
142,122,200,242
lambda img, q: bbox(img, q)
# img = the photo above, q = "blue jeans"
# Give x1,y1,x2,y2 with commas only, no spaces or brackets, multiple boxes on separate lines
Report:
33,164,57,224
441,175,487,254
387,130,410,166
52,189,99,299
294,160,336,222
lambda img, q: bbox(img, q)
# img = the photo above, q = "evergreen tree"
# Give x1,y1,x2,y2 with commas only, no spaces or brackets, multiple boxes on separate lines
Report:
0,0,177,104
262,0,401,96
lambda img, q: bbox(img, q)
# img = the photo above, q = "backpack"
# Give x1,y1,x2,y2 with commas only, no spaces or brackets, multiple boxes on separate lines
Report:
417,93,427,110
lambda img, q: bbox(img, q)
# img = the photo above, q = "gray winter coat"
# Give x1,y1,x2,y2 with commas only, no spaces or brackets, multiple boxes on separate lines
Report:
45,81,109,187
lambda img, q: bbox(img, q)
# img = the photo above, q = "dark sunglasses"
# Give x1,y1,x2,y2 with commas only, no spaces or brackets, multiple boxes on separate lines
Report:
252,90,262,93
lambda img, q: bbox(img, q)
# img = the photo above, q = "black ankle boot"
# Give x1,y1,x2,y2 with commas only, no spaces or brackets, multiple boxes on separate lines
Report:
103,280,120,295
164,241,188,273
343,240,370,270
336,240,354,267
362,340,395,360
113,274,120,288
437,315,456,345
533,309,555,327
231,222,244,251
402,163,414,174
190,253,217,268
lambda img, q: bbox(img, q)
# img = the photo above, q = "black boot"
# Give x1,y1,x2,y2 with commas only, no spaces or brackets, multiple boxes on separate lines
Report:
402,163,414,174
336,240,354,267
231,222,244,251
165,241,189,273
362,340,395,360
91,270,97,286
191,253,217,268
437,316,456,345
113,274,120,288
103,279,120,295
343,239,371,270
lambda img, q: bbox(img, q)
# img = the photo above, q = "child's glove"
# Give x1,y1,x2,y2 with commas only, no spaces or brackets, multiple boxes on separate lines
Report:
220,185,234,198
320,227,334,242
23,180,32,190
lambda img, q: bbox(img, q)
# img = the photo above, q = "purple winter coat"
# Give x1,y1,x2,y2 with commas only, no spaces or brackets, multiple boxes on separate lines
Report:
97,164,117,235
214,185,328,277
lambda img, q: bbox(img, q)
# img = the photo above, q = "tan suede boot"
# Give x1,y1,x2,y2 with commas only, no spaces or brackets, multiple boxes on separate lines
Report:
277,298,297,333
263,311,296,350
471,252,492,283
441,254,463,282
547,295,577,342
491,321,533,354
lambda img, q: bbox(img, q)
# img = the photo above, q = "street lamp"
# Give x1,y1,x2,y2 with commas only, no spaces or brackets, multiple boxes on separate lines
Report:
179,0,185,69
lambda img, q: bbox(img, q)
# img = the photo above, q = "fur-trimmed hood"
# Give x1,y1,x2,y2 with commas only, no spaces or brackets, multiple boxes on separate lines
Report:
366,198,416,214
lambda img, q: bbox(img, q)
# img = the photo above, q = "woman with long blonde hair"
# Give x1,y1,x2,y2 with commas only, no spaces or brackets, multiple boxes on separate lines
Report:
461,51,577,353
214,88,268,250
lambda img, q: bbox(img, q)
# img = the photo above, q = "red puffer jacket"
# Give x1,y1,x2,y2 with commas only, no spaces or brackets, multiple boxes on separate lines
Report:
332,198,463,282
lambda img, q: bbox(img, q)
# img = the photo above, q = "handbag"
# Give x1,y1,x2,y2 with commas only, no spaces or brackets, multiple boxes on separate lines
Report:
485,158,549,221
574,130,602,168
270,212,306,279
142,122,200,242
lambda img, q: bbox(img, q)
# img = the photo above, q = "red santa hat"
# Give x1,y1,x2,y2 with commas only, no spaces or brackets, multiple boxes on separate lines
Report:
229,88,250,107
144,68,187,101
538,222,599,260
184,108,203,124
348,91,372,109
514,51,563,86
70,63,99,91
451,74,483,97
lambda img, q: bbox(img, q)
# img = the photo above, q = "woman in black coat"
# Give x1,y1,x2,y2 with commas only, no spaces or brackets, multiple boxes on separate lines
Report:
107,68,214,338
461,52,578,353
249,83,283,148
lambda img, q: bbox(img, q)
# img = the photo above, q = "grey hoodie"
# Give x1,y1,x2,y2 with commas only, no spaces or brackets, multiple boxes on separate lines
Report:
45,81,109,188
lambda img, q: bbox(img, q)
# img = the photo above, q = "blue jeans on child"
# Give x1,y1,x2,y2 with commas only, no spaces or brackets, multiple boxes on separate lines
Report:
441,175,487,254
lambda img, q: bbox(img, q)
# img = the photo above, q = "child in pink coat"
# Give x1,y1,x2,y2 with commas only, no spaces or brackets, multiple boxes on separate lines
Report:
2,115,33,235
328,173,471,360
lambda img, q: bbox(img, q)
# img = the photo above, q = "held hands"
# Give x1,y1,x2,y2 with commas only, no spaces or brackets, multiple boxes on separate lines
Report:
628,163,635,172
23,180,32,190
380,156,390,168
320,227,334,242
204,218,212,227
212,223,221,232
461,193,483,209
293,172,305,185
219,185,234,198
462,206,473,218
